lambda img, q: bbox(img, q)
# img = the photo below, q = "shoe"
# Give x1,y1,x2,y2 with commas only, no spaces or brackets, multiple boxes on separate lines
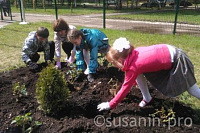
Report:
87,73,94,82
138,98,153,107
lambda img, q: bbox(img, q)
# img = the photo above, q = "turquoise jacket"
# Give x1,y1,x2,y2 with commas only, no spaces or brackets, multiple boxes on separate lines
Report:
76,28,109,73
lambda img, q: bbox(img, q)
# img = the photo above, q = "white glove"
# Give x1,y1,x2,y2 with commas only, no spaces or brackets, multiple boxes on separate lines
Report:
84,68,89,75
97,102,110,111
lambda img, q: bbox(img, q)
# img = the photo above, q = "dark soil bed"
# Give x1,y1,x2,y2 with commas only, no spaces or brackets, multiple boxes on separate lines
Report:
0,63,200,133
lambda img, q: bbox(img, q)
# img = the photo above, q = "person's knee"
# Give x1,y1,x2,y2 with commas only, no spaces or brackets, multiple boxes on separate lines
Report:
62,42,73,57
49,41,55,48
31,53,40,62
62,42,73,50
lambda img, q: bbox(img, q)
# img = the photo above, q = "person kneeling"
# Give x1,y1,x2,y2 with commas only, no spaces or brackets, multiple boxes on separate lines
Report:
21,27,55,71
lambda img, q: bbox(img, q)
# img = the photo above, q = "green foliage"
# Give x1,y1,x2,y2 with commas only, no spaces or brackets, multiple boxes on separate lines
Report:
150,107,176,123
150,100,176,123
13,82,28,101
36,64,70,115
66,63,82,84
11,112,42,133
98,55,110,67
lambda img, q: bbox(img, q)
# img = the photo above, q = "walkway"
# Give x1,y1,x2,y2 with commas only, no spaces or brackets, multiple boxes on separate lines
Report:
1,13,200,35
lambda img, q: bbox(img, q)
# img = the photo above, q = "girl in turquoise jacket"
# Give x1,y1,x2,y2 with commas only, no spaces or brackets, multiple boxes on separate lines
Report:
67,28,110,82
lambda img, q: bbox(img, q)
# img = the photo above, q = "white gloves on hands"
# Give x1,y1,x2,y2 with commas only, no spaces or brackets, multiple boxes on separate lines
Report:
97,102,110,111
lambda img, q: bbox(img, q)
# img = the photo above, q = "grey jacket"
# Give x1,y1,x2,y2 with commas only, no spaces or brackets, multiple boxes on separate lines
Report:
21,31,50,63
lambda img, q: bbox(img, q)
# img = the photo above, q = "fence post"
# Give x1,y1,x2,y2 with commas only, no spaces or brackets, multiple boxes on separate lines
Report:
103,0,106,29
8,0,13,20
173,0,180,35
54,0,58,20
18,0,23,21
0,7,3,20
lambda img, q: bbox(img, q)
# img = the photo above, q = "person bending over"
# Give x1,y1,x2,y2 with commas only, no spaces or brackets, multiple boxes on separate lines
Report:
67,28,110,82
97,37,200,111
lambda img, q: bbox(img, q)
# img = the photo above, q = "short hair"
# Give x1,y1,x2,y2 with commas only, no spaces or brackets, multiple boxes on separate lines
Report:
53,18,69,32
37,27,49,38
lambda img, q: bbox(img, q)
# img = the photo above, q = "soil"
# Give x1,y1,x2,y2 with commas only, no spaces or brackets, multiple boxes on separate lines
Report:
0,63,200,133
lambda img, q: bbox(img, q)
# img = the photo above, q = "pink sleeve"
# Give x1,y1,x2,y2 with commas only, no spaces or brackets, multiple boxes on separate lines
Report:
109,71,137,109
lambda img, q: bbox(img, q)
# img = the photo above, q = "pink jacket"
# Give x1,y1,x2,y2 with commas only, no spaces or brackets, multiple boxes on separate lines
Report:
109,44,172,108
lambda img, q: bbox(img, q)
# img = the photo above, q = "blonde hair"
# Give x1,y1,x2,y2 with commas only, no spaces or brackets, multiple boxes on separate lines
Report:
106,44,133,68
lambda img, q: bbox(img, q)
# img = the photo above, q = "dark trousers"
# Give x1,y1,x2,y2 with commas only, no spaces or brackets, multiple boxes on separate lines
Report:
31,41,55,62
3,7,10,16
62,41,74,59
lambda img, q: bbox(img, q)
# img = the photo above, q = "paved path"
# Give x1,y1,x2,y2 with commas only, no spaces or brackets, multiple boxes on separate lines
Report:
1,13,200,35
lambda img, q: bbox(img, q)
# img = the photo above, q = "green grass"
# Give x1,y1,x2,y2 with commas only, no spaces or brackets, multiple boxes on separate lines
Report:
107,10,200,25
1,22,200,116
10,3,200,25
10,5,118,15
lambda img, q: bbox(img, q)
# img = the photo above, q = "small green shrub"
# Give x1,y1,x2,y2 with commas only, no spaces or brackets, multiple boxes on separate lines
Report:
11,112,42,133
13,82,28,101
36,64,70,115
150,100,176,123
66,63,82,84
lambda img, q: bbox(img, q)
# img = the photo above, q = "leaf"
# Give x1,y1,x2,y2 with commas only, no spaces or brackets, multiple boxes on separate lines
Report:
35,121,42,126
11,120,16,124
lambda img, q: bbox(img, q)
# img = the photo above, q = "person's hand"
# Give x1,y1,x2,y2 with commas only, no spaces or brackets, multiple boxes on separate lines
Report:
27,61,38,70
97,102,110,111
66,56,74,64
55,61,61,69
87,73,94,82
84,68,89,75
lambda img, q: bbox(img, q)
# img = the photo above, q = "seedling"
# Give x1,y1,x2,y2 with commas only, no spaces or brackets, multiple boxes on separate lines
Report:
11,112,42,133
150,100,176,123
98,55,110,67
66,63,82,84
108,78,120,96
13,82,28,101
150,107,176,123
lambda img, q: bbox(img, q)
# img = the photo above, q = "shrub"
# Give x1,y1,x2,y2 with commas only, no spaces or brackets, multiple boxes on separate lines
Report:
66,63,82,84
13,82,28,97
36,64,70,115
13,82,28,102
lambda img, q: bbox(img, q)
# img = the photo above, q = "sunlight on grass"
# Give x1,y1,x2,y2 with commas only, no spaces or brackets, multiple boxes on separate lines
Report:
107,10,200,25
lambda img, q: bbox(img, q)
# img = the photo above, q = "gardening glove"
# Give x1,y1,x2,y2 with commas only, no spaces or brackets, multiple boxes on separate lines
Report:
97,102,110,111
27,61,38,70
55,61,61,69
66,56,74,64
84,67,89,75
87,73,94,82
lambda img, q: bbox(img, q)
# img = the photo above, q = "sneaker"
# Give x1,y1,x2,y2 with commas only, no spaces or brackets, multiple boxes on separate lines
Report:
138,98,153,107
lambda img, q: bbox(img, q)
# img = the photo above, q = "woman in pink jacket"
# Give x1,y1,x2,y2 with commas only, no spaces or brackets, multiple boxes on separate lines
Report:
97,37,200,111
